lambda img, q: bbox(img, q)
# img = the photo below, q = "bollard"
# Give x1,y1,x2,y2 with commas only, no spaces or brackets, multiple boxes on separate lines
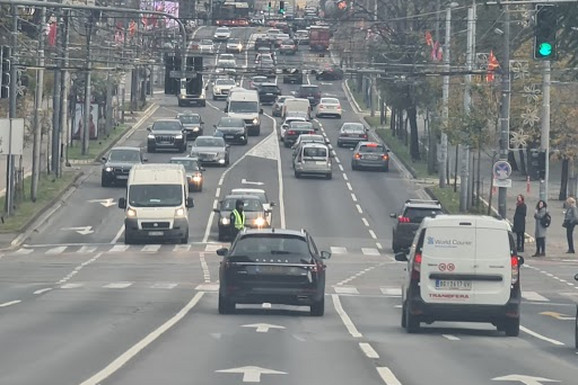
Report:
526,176,530,194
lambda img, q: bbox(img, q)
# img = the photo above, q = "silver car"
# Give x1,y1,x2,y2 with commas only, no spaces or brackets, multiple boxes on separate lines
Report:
337,122,368,147
190,136,230,166
351,141,390,172
293,142,332,179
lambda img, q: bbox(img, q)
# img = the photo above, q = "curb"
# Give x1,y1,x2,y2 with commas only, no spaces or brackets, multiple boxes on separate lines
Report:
1,171,87,251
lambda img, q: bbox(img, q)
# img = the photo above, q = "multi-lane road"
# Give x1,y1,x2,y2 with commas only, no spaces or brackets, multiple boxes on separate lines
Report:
0,26,577,385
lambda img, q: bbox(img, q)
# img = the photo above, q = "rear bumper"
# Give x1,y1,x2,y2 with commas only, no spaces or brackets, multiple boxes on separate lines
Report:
222,285,325,305
352,159,389,169
338,137,365,146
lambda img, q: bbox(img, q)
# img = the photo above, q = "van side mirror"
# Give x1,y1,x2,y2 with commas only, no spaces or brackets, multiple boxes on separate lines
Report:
146,126,151,131
269,202,276,207
224,106,228,113
394,252,408,262
574,273,578,281
118,197,127,209
213,124,217,128
259,108,264,114
186,197,195,208
216,248,228,256
142,157,148,162
320,250,331,259
101,156,107,163
518,256,525,266
389,213,397,218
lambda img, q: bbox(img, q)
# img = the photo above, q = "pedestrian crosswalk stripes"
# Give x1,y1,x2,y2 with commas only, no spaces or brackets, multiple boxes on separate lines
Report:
522,291,550,302
103,282,133,289
333,286,359,294
45,246,67,255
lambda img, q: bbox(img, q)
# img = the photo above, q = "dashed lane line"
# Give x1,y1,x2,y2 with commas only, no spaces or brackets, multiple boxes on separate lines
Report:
346,182,353,191
343,173,349,181
0,300,21,308
520,325,565,346
359,342,380,359
368,229,377,240
442,334,460,341
376,367,403,385
57,252,104,286
351,193,358,202
33,288,53,295
356,204,363,214
332,294,362,338
361,218,370,227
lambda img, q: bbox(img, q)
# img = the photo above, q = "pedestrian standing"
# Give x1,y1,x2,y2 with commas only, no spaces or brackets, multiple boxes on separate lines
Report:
533,200,548,257
563,197,578,254
513,194,527,253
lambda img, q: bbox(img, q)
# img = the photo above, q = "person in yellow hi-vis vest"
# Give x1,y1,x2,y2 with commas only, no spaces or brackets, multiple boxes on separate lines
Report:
229,199,246,240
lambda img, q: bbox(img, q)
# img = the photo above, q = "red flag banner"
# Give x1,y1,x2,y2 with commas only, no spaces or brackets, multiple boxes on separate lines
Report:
425,31,433,46
486,50,500,82
47,22,57,47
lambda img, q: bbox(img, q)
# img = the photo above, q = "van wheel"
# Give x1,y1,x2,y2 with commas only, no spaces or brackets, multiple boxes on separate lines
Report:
326,173,332,180
295,171,301,178
401,301,407,328
405,303,420,333
310,297,324,316
124,231,134,245
181,233,189,244
503,317,520,336
218,294,235,314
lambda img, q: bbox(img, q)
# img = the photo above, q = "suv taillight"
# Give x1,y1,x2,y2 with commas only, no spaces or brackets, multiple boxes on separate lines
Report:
411,253,422,281
382,154,389,160
511,255,519,284
287,130,296,135
398,216,410,223
354,153,361,159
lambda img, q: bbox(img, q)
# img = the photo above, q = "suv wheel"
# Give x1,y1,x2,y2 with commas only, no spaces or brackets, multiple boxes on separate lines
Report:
147,145,155,153
310,297,324,316
405,303,420,333
401,301,407,328
218,294,235,314
101,175,110,187
124,231,135,245
503,317,520,336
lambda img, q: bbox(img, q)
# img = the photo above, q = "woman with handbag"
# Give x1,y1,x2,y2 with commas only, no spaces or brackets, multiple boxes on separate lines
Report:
513,194,527,252
563,197,578,254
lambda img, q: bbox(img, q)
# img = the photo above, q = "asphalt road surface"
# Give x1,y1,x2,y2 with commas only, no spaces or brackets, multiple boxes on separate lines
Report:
0,26,577,385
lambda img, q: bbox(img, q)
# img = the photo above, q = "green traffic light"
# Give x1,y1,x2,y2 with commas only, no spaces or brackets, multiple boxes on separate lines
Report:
538,42,553,57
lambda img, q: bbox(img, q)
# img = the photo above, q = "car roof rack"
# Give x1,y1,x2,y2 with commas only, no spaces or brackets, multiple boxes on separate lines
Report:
405,199,441,205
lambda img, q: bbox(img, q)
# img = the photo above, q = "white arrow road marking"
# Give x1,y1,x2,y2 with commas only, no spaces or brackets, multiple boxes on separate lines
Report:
492,374,560,385
61,226,94,235
242,323,286,333
241,178,265,186
88,198,116,207
215,366,287,383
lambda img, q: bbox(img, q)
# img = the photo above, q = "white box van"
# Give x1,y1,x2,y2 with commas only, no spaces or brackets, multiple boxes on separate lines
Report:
395,215,524,336
282,98,311,119
118,164,194,244
225,90,263,136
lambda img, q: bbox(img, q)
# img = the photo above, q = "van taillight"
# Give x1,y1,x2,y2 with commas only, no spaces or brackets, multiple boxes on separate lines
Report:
411,253,422,281
287,130,296,135
354,153,361,159
511,255,519,284
398,216,410,223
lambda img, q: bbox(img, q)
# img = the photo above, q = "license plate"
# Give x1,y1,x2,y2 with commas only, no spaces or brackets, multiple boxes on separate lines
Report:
261,266,286,274
365,155,378,160
316,161,327,165
266,93,273,95
117,175,128,179
148,231,163,236
225,135,234,139
435,279,472,291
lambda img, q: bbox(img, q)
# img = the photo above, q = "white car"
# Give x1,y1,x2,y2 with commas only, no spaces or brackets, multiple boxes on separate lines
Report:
198,39,215,55
280,115,307,142
315,97,342,119
214,27,231,41
212,78,237,100
226,38,243,53
219,53,236,62
266,28,282,39
216,59,236,74
395,215,524,336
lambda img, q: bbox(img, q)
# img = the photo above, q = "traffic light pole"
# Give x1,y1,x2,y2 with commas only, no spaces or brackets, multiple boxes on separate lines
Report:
539,60,551,204
497,5,511,219
4,5,18,216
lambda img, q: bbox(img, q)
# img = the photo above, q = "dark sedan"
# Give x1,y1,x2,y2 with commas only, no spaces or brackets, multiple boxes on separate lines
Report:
176,113,204,140
213,195,271,241
217,228,331,316
101,146,144,187
256,83,281,105
297,84,321,106
351,141,390,171
313,65,344,81
169,157,205,192
283,121,316,148
214,116,248,145
337,122,368,147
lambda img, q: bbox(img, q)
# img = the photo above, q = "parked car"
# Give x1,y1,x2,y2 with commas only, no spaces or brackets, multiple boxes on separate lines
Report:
214,116,248,145
146,119,187,153
337,122,368,147
390,199,443,253
169,157,205,192
176,112,204,140
217,228,331,315
101,146,144,187
189,136,230,166
256,83,281,105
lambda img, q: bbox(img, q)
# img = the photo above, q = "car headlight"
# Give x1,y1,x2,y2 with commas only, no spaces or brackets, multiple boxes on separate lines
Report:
252,118,258,124
105,167,113,172
254,217,266,227
238,44,243,50
220,217,230,225
175,208,186,217
175,134,183,139
147,134,155,139
127,208,137,218
193,127,200,132
214,87,221,93
192,174,202,182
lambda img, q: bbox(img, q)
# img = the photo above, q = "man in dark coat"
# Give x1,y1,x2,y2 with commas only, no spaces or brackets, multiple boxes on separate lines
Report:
513,194,527,252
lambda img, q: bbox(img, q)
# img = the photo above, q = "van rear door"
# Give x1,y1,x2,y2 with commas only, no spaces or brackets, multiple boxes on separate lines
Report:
420,226,476,305
473,226,511,306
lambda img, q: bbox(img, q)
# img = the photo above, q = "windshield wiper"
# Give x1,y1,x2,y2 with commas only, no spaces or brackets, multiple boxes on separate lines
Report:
270,250,292,255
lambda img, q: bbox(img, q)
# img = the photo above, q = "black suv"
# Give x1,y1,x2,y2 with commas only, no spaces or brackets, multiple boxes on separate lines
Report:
101,146,144,187
297,84,321,106
217,228,331,316
146,119,187,153
256,83,281,105
390,199,443,252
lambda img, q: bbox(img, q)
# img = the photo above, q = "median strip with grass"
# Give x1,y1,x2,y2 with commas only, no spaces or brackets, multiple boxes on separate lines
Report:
67,124,129,161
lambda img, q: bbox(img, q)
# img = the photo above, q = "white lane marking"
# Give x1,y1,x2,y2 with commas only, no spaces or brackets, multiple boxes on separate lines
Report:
520,325,565,346
380,287,402,296
195,283,219,291
343,173,348,181
60,283,84,289
338,164,344,171
33,288,53,295
79,292,205,385
111,226,124,244
351,193,358,202
331,294,362,338
362,248,380,256
361,217,369,227
522,291,550,302
142,245,161,252
359,342,380,359
442,334,460,341
103,282,133,289
376,242,383,250
15,248,34,255
46,246,67,255
57,252,104,285
262,302,272,308
151,282,178,289
356,204,363,214
335,157,341,164
376,367,403,385
334,286,359,294
215,187,221,198
0,300,21,308
330,247,347,254
77,246,97,254
368,229,377,240
205,244,225,252
200,252,211,283
266,113,286,229
346,182,353,191
109,245,129,252
173,244,191,252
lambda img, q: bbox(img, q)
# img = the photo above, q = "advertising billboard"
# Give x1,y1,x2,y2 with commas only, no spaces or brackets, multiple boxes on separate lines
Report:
140,1,180,29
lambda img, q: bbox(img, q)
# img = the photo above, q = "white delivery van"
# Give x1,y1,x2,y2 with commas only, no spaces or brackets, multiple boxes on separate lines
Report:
225,90,263,136
282,98,311,119
395,215,523,336
118,164,194,244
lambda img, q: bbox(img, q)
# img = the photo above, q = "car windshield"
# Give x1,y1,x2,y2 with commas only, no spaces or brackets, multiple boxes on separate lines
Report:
195,137,225,147
290,122,313,129
229,101,259,113
303,147,327,158
222,198,263,212
216,28,229,33
108,150,140,162
219,118,244,127
153,121,181,131
169,159,201,171
230,234,311,262
232,190,267,202
259,85,278,92
178,115,201,124
342,124,364,133
253,77,267,83
321,98,339,105
359,144,386,153
299,87,319,95
281,39,294,44
228,39,240,44
128,185,182,207
216,79,236,86
218,61,235,67
299,135,324,143
201,40,213,45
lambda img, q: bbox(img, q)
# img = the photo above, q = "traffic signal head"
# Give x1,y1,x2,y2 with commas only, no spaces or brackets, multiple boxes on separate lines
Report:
279,1,285,14
268,1,271,10
1,46,10,99
534,5,557,60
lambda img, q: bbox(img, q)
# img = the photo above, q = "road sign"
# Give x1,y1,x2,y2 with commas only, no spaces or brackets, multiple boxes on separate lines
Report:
0,118,24,155
493,161,512,180
494,178,512,188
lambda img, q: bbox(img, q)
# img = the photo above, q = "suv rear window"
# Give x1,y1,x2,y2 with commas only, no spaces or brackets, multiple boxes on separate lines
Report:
230,234,311,262
403,207,443,223
259,85,279,92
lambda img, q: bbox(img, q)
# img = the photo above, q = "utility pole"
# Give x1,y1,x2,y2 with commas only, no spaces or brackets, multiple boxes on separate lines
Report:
60,9,70,168
82,19,93,156
439,5,453,188
4,6,18,216
31,4,46,201
497,6,511,219
51,10,62,176
539,60,551,204
460,4,475,212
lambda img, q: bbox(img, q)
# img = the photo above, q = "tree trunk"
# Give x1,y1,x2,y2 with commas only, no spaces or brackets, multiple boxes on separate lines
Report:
397,108,403,139
559,158,569,201
404,111,409,146
453,145,459,192
408,105,420,160
518,148,527,176
508,150,518,172
390,108,396,133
